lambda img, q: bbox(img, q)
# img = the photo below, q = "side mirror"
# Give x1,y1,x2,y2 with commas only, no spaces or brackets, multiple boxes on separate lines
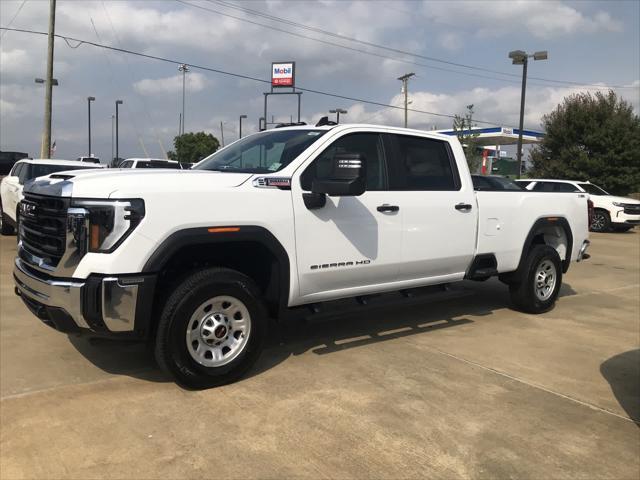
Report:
311,153,366,197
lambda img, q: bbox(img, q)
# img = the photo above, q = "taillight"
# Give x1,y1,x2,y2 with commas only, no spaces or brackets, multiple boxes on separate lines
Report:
587,199,594,226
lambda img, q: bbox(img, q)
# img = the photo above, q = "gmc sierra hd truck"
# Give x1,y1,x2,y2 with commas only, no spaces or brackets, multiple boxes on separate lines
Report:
13,124,591,388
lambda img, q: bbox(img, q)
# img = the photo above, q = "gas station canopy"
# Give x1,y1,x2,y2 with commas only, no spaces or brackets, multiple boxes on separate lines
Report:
435,126,544,146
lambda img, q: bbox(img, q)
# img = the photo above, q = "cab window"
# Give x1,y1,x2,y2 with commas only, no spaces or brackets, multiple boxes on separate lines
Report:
390,134,459,191
300,133,387,191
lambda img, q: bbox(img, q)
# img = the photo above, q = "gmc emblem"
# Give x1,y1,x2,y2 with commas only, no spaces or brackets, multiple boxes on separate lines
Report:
20,202,37,218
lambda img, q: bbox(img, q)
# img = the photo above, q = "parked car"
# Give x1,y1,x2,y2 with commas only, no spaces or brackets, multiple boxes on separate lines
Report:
472,175,525,191
516,179,640,232
119,158,182,169
13,124,590,388
0,151,29,177
76,156,101,164
0,159,105,235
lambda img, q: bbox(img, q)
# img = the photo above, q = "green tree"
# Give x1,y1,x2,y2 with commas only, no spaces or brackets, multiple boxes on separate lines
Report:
529,90,640,195
453,104,482,173
167,131,220,164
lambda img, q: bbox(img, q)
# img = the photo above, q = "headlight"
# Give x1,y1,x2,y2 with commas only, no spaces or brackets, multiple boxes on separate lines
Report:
71,199,145,253
612,202,625,207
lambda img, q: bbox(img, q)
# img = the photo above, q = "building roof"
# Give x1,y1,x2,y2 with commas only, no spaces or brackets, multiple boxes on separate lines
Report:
435,126,544,146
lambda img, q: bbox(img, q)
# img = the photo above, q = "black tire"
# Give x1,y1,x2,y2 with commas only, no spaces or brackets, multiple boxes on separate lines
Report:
590,209,611,232
155,267,267,389
0,207,14,236
509,245,563,314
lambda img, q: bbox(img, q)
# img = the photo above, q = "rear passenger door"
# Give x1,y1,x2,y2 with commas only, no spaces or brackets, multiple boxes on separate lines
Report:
386,133,477,282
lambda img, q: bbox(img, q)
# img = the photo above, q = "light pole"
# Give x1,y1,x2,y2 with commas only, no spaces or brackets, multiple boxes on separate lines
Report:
115,100,123,162
509,50,548,178
329,108,348,124
239,115,247,139
87,96,95,157
397,73,415,128
178,64,189,135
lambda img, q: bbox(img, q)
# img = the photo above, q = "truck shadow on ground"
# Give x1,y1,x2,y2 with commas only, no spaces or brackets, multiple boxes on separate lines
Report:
600,349,640,426
66,279,577,385
247,279,577,380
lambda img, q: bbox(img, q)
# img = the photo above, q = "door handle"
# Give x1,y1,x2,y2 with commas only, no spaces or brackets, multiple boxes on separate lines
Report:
455,203,472,211
377,204,399,213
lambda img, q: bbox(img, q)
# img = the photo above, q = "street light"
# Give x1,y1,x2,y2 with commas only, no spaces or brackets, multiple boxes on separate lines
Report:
239,114,247,139
508,49,548,178
115,100,123,162
87,96,95,157
178,64,190,135
329,108,348,124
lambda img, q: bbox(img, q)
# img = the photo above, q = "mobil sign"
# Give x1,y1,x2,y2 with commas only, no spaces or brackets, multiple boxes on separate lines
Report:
272,62,295,87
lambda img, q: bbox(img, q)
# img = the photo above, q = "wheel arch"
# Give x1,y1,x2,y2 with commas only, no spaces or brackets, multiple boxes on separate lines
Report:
143,226,290,319
517,217,573,275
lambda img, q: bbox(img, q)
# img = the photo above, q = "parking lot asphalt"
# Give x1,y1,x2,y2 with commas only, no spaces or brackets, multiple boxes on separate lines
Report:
1,232,639,479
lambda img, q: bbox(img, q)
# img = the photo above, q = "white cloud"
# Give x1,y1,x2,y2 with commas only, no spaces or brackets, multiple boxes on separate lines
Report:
133,73,210,96
333,83,640,131
424,1,623,39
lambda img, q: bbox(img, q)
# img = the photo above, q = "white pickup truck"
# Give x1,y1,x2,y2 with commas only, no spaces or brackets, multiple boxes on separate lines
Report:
13,124,591,388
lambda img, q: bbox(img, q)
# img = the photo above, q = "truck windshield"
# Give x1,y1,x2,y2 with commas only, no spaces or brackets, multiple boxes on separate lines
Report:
578,183,608,195
194,129,326,173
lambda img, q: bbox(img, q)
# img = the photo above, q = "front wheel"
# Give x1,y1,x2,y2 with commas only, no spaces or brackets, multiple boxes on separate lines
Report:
590,209,611,232
509,245,563,314
155,267,267,389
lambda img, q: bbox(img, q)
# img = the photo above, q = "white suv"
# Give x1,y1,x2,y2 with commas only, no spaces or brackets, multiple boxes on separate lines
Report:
516,179,640,232
118,158,182,169
0,159,105,235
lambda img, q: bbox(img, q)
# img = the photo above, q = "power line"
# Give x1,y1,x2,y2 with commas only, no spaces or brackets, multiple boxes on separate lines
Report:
173,0,528,88
0,0,27,39
196,0,634,90
0,26,507,126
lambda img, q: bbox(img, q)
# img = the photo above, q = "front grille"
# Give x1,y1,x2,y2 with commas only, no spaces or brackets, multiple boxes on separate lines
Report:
623,204,640,215
20,194,69,267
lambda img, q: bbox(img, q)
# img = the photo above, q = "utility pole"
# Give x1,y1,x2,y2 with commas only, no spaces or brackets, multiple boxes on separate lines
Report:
220,121,225,147
111,114,114,164
115,100,123,162
87,96,95,156
178,64,189,135
41,0,57,158
239,115,247,139
397,72,415,128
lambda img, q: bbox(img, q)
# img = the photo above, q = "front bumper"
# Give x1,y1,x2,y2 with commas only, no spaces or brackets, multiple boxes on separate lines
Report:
13,258,157,339
612,209,640,226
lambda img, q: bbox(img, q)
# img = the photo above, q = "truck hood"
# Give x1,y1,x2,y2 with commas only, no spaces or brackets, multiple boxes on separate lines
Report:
25,169,253,198
604,195,640,205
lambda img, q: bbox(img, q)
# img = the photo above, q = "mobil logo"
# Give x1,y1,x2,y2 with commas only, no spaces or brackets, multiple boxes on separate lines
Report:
273,66,292,75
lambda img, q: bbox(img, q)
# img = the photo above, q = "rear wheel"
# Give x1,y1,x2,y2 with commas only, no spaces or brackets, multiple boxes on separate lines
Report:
155,267,267,389
509,245,562,314
590,209,611,232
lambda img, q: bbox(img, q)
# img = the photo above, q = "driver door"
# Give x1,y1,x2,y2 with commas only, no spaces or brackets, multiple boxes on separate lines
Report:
291,132,402,304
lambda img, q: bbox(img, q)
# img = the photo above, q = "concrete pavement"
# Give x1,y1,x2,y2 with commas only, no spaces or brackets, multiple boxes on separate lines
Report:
1,232,638,479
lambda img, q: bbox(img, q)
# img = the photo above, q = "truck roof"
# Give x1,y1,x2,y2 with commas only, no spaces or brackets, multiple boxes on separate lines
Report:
267,123,453,141
15,159,105,167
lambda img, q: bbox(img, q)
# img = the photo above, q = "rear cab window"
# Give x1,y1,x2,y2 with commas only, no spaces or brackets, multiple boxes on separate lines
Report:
387,134,460,191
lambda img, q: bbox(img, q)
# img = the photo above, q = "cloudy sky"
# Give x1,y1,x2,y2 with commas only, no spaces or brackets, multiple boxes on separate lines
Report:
1,0,638,161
